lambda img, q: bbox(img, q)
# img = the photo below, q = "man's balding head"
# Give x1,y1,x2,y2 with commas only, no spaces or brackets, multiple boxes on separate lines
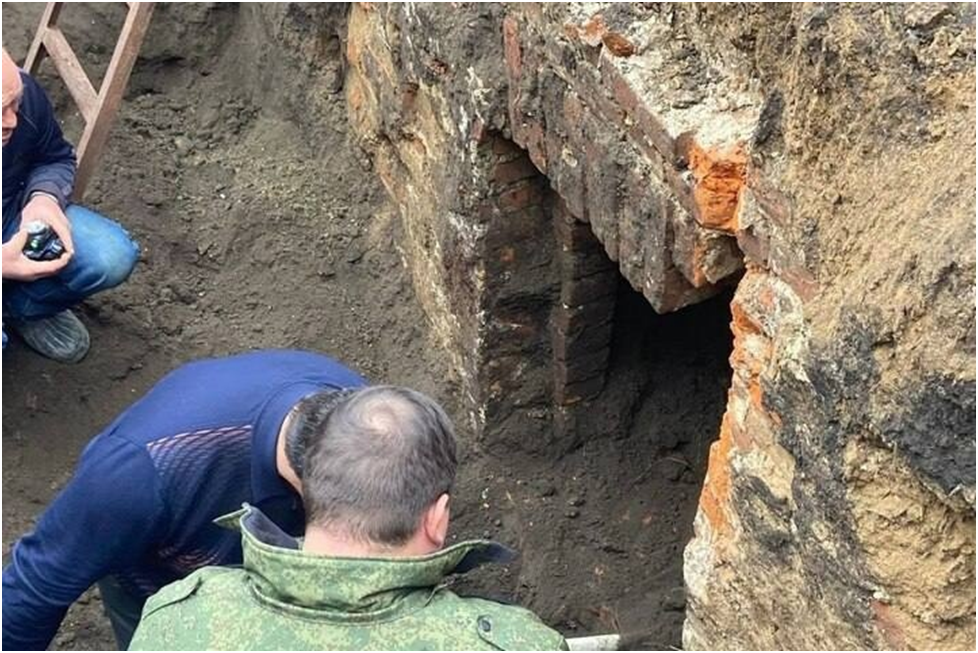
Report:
301,386,458,546
1,48,17,78
2,48,24,144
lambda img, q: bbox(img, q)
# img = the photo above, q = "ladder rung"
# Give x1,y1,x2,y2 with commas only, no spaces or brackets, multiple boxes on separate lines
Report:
42,27,99,122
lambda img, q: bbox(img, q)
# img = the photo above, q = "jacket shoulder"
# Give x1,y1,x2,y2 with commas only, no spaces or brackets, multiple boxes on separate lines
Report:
434,593,568,651
140,566,242,618
16,71,53,128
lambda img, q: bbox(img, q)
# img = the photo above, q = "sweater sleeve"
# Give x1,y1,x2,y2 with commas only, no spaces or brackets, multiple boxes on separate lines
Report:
2,435,165,651
21,72,77,208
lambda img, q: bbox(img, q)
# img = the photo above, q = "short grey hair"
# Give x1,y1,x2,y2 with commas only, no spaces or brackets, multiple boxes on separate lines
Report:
302,385,458,545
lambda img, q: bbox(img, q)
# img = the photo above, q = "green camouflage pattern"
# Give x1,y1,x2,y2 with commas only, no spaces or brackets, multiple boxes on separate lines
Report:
129,506,567,651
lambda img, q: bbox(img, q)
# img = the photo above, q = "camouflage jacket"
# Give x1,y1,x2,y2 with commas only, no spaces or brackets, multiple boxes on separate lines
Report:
128,505,566,651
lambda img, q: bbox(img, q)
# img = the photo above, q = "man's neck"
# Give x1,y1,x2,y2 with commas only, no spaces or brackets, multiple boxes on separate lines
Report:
302,526,433,559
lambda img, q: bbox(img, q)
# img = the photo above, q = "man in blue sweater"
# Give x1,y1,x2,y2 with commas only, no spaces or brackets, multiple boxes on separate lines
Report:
1,349,369,650
2,47,139,362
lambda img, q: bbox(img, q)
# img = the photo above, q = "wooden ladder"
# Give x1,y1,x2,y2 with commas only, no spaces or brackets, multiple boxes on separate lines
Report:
24,2,155,201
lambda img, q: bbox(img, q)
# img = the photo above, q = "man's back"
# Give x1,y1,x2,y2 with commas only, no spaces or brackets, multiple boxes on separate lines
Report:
2,350,367,651
129,506,567,651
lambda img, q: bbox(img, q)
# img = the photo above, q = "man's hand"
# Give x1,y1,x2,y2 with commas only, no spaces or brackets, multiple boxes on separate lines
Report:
21,193,74,256
2,226,71,281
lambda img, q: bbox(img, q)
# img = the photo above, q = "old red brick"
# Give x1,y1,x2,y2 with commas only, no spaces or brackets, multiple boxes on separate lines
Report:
561,268,618,305
682,140,748,233
602,32,636,57
503,15,522,80
561,247,617,280
497,180,544,213
469,116,488,144
492,136,524,156
555,371,606,406
553,322,614,362
553,298,615,337
493,156,540,186
522,121,548,173
554,199,595,252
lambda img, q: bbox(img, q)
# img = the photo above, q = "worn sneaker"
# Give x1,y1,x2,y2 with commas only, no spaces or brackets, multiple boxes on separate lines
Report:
13,310,91,363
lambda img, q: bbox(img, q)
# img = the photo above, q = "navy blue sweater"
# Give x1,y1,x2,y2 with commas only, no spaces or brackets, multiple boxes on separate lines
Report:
2,70,76,233
1,350,367,651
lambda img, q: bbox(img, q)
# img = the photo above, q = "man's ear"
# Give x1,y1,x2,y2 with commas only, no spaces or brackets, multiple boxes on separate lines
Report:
423,493,451,549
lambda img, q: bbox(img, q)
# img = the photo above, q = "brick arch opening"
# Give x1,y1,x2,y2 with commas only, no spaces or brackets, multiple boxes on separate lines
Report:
455,134,736,648
539,204,734,647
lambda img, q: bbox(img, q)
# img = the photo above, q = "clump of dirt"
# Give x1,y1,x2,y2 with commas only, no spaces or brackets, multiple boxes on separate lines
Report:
2,4,732,650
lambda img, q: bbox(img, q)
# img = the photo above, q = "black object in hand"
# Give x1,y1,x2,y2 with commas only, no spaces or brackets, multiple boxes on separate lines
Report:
22,220,66,261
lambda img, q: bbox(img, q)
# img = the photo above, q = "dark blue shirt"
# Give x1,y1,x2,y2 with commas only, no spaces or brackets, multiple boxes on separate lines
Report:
2,70,77,238
1,349,367,651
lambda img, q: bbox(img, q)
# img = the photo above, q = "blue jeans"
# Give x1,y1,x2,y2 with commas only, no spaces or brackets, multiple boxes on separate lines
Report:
97,576,146,650
2,204,139,343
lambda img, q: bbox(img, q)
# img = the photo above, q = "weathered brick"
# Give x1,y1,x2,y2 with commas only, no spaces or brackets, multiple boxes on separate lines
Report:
483,314,545,355
493,156,540,186
655,183,742,288
483,353,550,406
496,180,545,213
554,370,606,405
553,297,615,337
561,247,618,280
522,120,548,173
603,64,675,164
679,137,748,233
502,15,521,80
548,155,586,220
582,129,621,259
617,169,655,286
553,321,614,362
486,204,551,256
697,231,743,285
492,135,526,158
554,202,604,254
561,268,618,305
553,349,609,385
558,225,606,258
735,202,769,269
735,181,816,299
